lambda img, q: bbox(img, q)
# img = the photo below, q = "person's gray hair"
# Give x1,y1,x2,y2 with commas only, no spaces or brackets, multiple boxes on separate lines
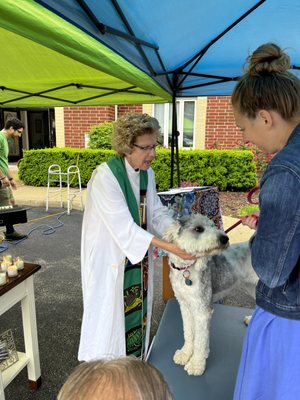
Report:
57,356,173,400
112,113,161,156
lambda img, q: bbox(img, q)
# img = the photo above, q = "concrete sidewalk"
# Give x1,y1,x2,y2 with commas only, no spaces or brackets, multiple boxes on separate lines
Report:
10,164,254,243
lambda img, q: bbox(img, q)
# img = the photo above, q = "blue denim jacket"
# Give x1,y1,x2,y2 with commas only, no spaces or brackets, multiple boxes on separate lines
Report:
252,123,300,319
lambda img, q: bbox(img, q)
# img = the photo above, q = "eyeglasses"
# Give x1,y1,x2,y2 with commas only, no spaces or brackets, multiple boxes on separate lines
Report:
133,143,157,152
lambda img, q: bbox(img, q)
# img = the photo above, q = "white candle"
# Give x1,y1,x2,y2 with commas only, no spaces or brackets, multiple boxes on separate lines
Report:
3,255,12,265
7,265,18,278
1,261,10,272
0,272,6,286
15,257,24,271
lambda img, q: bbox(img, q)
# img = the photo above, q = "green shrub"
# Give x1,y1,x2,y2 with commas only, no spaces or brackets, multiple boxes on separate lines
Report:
235,141,272,178
152,149,257,191
18,148,115,187
239,204,259,216
87,122,113,149
18,148,257,191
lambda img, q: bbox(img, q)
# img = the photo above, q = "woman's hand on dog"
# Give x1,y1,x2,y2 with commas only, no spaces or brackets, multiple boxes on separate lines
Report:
241,213,259,230
151,237,196,260
167,243,197,260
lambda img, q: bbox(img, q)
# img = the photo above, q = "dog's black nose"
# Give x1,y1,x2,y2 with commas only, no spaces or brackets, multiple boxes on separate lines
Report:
220,234,229,245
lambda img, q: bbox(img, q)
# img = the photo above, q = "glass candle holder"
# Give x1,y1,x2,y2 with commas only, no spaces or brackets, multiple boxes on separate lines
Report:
15,257,24,271
0,271,6,286
7,265,18,278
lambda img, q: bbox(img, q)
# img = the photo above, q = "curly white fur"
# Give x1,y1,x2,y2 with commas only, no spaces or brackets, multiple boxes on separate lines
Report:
163,214,257,376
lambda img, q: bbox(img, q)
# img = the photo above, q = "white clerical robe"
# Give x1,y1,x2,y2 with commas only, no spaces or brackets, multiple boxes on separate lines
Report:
78,162,173,361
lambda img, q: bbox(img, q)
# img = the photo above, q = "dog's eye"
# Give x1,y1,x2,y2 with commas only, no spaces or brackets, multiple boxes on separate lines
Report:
195,226,204,233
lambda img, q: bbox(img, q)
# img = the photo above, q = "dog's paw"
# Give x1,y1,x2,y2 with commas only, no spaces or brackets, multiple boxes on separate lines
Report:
184,358,206,376
204,347,210,359
244,315,252,326
173,349,192,365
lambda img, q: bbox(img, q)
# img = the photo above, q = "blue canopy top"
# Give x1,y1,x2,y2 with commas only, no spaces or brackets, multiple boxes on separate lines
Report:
35,0,300,98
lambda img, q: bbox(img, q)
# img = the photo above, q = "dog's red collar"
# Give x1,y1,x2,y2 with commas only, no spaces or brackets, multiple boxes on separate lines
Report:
170,262,187,271
170,261,196,270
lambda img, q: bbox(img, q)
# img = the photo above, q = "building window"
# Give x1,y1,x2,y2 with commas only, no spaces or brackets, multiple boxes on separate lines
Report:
153,98,196,148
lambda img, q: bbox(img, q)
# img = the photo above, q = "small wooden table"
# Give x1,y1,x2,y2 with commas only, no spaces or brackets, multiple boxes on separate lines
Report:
0,263,41,400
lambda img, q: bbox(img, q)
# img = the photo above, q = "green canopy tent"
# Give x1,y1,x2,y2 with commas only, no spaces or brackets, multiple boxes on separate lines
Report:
0,1,171,108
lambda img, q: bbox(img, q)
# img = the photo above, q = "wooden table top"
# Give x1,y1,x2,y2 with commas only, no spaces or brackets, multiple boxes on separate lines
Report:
0,263,41,296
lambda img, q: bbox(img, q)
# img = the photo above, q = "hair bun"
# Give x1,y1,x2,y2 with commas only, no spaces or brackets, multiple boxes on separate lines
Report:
247,43,290,76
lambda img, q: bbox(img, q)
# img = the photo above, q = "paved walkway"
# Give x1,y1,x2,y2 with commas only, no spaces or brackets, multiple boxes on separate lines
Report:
10,164,254,243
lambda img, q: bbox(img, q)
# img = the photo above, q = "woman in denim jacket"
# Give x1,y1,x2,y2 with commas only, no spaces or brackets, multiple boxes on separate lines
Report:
232,43,300,400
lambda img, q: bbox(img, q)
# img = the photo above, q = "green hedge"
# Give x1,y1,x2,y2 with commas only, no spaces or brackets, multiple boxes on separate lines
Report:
18,147,257,191
152,148,257,190
18,148,115,187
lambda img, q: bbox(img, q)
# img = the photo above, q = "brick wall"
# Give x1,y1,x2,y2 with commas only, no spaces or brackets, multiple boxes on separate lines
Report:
64,104,143,148
64,106,115,148
117,104,143,117
62,101,241,149
205,96,242,149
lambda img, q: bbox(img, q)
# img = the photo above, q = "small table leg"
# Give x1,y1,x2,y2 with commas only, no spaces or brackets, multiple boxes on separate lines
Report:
21,277,41,387
0,372,5,400
29,376,42,390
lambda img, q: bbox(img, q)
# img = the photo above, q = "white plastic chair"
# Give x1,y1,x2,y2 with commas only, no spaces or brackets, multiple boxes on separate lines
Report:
46,164,83,214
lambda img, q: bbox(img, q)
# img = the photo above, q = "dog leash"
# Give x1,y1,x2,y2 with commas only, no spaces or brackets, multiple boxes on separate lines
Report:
224,186,260,234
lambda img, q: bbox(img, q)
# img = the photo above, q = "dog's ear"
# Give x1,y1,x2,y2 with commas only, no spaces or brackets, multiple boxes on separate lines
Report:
163,220,182,242
177,216,190,226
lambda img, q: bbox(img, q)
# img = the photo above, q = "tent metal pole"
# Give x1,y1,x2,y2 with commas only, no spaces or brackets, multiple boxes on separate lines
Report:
170,77,180,188
180,77,238,91
175,124,180,188
75,0,157,49
110,0,156,76
170,93,175,188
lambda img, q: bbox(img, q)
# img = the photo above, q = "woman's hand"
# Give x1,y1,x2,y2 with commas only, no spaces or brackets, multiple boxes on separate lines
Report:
9,178,17,190
151,236,196,260
1,177,10,188
167,242,197,260
241,213,259,230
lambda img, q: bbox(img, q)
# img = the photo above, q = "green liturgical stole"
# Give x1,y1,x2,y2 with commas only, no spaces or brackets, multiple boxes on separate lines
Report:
107,156,148,357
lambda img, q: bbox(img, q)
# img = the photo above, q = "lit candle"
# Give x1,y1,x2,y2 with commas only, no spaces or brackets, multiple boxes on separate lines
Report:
3,255,12,265
0,261,10,272
7,265,18,278
15,257,24,271
0,272,6,286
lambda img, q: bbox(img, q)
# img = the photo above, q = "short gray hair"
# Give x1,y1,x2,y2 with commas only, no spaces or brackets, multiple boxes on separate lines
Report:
112,113,161,156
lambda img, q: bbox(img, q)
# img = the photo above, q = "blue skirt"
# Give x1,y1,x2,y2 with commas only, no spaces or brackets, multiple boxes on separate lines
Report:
234,306,300,400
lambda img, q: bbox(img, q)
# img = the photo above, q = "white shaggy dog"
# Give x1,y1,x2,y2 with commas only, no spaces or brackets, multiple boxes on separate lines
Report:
163,213,257,376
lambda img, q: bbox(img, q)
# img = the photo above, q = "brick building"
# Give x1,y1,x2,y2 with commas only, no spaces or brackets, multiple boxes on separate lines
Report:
55,96,243,150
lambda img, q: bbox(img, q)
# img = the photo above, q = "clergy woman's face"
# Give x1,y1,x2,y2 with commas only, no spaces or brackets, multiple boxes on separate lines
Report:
126,132,157,170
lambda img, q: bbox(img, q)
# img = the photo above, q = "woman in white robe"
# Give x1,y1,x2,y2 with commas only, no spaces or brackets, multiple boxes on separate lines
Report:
78,113,194,362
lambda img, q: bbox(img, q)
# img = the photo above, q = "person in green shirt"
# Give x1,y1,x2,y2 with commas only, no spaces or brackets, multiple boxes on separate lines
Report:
0,117,27,241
